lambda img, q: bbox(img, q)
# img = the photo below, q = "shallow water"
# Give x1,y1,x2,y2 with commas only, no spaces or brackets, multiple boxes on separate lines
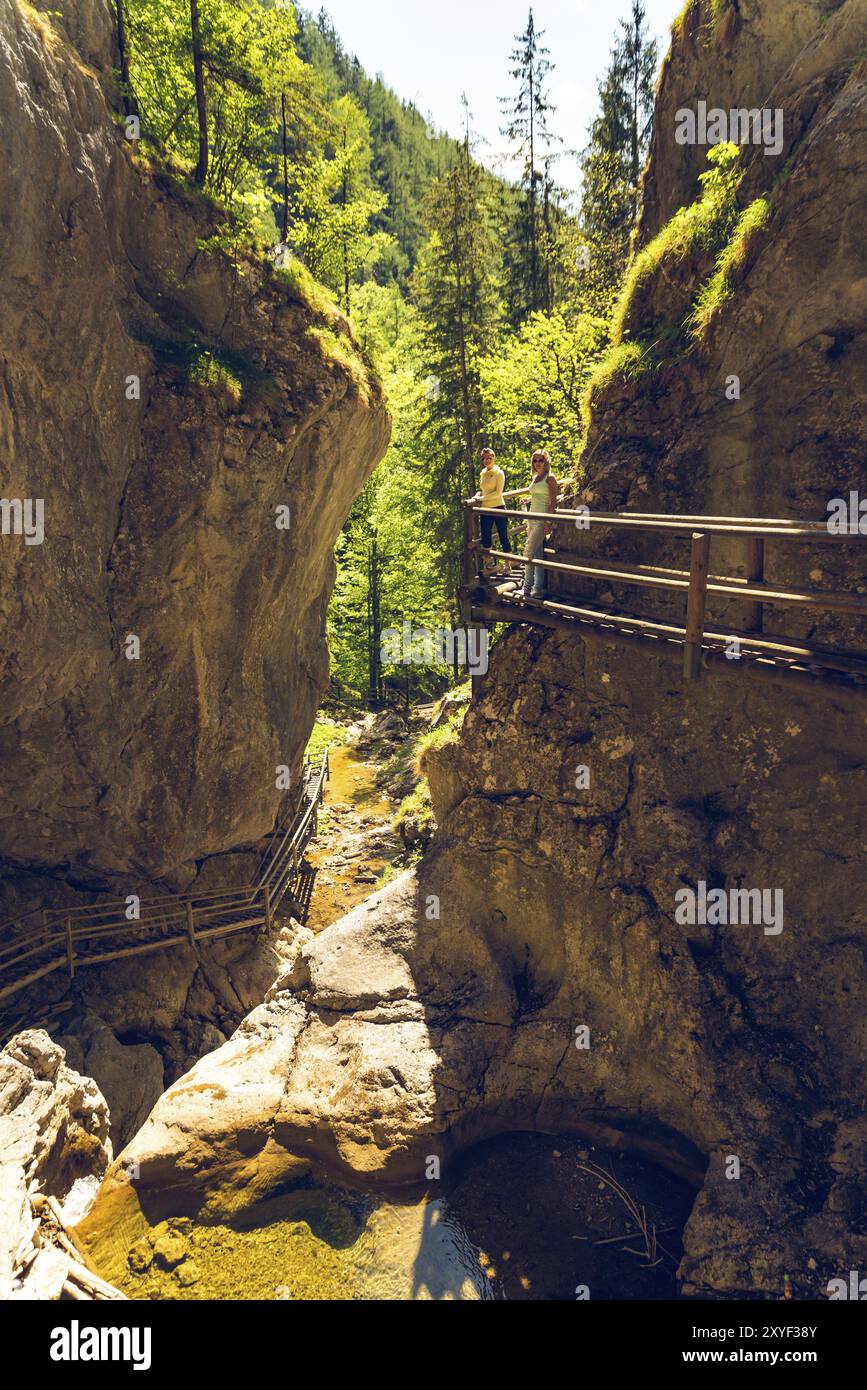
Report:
116,1187,490,1302
301,742,400,932
110,1133,692,1302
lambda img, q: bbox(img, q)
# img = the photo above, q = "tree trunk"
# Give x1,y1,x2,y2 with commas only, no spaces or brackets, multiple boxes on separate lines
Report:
528,54,537,311
189,0,208,187
280,90,289,241
342,127,351,313
114,0,139,118
451,175,475,498
631,6,641,219
368,538,382,708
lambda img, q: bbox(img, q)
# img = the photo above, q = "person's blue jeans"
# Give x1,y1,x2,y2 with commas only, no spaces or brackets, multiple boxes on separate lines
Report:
523,520,547,596
479,508,511,552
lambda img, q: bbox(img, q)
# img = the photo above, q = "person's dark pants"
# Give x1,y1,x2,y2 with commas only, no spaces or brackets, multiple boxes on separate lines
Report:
479,508,511,556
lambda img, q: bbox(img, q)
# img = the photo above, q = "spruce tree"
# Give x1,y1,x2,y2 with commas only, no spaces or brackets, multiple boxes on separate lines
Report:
499,8,559,322
580,1,658,297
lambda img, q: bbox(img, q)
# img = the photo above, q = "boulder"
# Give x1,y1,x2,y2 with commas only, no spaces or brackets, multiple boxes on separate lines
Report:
0,1030,111,1298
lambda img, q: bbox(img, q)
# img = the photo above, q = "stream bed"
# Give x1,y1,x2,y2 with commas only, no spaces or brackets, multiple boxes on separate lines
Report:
97,729,695,1301
300,741,402,933
109,1133,693,1301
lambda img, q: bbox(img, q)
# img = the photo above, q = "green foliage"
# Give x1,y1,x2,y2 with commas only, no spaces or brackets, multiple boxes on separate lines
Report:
580,2,660,298
392,783,435,839
480,310,608,474
125,0,290,207
612,141,742,346
580,340,657,438
306,324,373,400
305,718,347,763
672,0,731,40
581,144,761,437
287,92,394,311
272,254,341,318
416,709,467,766
296,10,460,285
412,140,505,501
187,347,243,402
499,10,561,320
688,195,771,339
112,2,661,707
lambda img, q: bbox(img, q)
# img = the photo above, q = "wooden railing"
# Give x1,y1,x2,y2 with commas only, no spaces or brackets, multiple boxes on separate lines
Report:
0,749,330,1007
461,498,867,684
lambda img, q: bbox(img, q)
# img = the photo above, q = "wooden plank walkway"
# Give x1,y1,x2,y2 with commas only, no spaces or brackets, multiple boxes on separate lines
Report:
460,499,867,688
0,750,330,1008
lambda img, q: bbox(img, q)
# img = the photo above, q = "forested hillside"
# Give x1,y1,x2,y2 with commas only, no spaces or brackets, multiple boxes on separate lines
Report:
300,5,659,702
114,0,658,702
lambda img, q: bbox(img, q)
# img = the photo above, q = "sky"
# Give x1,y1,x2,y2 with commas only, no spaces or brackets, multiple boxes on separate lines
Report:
311,0,685,196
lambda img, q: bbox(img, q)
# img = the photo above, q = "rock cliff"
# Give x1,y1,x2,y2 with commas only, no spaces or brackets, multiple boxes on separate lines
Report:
73,0,867,1299
0,0,390,912
0,1029,111,1298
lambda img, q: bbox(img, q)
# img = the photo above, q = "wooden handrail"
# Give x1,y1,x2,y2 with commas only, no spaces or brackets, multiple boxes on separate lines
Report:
0,750,332,1007
482,549,867,617
464,506,866,688
474,505,859,541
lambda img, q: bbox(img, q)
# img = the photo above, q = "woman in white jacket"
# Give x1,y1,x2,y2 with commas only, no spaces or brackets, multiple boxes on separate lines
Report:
522,450,558,600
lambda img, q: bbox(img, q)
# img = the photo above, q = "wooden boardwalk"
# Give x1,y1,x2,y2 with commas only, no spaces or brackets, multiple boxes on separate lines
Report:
460,496,867,689
0,751,330,1009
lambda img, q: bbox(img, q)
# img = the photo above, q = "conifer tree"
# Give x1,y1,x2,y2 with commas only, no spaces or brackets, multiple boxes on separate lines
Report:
580,1,658,295
499,8,559,322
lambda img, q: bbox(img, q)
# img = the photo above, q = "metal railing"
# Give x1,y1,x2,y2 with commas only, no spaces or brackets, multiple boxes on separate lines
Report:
0,749,330,1006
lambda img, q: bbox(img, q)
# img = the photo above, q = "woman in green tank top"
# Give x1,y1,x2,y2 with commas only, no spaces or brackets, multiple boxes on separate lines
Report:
522,450,558,599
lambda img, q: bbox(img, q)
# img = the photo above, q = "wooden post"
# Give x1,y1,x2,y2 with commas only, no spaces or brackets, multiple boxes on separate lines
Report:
264,882,272,932
684,532,711,680
65,917,75,979
470,621,488,705
186,901,196,950
462,500,476,589
744,535,764,632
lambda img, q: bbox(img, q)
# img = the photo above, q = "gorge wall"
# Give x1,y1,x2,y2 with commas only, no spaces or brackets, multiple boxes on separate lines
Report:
0,0,390,914
78,0,867,1299
0,0,389,1143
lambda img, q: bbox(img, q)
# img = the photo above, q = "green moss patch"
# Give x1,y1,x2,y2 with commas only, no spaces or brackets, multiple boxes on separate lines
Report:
688,195,771,340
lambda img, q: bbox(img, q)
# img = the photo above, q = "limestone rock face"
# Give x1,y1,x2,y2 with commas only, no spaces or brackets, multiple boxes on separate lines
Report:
0,1029,111,1297
577,0,867,657
79,626,867,1299
0,0,390,904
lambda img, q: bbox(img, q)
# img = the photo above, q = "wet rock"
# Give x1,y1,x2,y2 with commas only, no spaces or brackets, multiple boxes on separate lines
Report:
177,1260,202,1287
72,0,867,1303
128,1237,154,1274
153,1230,189,1271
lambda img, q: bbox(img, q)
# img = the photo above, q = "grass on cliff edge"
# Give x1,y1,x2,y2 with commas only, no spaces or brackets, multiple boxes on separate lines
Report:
272,259,381,403
687,195,771,340
305,718,348,765
671,0,733,40
581,142,756,428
